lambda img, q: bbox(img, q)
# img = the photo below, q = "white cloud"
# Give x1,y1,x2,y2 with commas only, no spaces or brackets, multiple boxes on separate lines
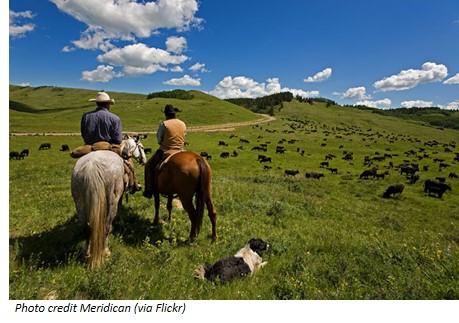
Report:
342,86,370,100
189,62,208,73
209,76,319,99
444,73,459,84
170,66,184,72
166,36,187,54
51,0,201,49
444,100,459,110
374,62,448,91
62,46,76,53
81,65,121,82
163,74,200,86
97,43,188,76
400,100,433,108
304,68,332,83
356,98,392,109
9,10,35,37
19,82,31,87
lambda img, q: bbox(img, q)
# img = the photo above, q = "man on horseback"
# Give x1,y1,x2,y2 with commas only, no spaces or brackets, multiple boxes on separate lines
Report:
143,104,187,198
79,91,141,193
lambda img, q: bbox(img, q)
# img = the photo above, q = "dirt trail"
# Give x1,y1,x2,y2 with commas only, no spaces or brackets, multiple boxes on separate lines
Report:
10,114,276,136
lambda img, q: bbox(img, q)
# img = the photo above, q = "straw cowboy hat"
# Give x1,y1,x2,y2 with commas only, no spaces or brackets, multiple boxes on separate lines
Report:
89,91,115,104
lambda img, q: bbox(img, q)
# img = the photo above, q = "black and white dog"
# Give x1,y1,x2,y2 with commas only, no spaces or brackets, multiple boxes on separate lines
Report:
194,238,270,283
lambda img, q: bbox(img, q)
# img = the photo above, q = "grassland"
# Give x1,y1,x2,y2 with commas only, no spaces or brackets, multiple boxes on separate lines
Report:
9,85,258,133
9,91,459,300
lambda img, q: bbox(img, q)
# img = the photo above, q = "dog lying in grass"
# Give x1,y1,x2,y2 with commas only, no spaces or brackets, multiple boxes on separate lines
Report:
194,238,269,283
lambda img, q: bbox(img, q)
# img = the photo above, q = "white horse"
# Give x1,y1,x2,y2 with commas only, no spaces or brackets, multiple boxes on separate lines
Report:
71,136,146,269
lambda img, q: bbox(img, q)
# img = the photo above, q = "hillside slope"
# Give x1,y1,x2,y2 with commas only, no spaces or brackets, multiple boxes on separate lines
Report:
9,85,259,133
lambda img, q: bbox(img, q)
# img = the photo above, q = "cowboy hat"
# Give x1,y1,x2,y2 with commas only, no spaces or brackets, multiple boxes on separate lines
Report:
163,104,177,115
89,92,115,104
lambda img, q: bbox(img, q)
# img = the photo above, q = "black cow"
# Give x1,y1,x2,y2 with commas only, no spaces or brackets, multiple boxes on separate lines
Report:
320,161,329,168
39,143,51,150
382,183,405,198
60,144,70,151
360,169,377,179
218,141,229,146
305,172,324,179
284,169,299,177
220,152,230,158
424,179,452,198
9,151,20,160
20,149,29,157
449,172,458,179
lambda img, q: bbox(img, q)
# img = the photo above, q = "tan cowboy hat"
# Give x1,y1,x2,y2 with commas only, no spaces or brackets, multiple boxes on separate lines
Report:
89,91,115,104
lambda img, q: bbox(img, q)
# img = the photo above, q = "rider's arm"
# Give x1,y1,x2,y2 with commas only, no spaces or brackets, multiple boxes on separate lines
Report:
81,114,89,144
157,121,165,144
111,117,123,144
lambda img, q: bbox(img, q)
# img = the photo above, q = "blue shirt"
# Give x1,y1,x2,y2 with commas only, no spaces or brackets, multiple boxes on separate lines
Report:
81,107,122,145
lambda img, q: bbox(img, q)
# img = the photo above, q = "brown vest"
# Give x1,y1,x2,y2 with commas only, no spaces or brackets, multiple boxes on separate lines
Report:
160,118,186,153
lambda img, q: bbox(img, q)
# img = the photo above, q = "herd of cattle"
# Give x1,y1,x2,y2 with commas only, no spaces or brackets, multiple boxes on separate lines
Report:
201,117,458,200
10,118,458,200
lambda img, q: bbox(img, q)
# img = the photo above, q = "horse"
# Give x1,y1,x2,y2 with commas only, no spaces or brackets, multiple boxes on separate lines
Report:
150,151,217,242
71,136,146,269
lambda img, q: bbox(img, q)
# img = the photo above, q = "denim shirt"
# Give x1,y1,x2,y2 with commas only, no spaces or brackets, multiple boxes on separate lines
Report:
81,107,122,145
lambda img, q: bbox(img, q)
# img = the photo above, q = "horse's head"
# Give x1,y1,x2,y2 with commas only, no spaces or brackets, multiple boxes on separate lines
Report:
122,136,147,165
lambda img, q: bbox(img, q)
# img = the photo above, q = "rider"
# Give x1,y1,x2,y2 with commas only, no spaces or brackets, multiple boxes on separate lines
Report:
81,91,141,193
143,104,187,198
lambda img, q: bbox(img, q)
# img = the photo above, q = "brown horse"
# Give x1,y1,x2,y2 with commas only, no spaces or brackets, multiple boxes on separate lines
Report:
152,151,217,242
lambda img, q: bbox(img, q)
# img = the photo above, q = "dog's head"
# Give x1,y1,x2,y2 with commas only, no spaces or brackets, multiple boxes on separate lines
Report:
248,238,270,255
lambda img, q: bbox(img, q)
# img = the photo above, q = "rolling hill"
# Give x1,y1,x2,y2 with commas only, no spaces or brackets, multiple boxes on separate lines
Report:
9,85,260,133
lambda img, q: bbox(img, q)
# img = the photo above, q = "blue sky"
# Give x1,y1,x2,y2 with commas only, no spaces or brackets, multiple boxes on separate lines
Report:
8,0,459,109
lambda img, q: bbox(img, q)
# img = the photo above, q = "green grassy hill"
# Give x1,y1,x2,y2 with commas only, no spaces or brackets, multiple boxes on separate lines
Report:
9,85,259,133
9,92,459,299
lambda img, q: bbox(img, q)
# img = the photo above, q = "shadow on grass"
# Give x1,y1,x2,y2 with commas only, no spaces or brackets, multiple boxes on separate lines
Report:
10,203,168,269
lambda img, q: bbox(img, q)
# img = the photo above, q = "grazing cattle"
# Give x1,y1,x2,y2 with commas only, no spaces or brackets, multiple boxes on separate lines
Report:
220,152,230,158
218,141,228,146
360,168,377,179
320,161,329,168
407,174,420,184
252,146,267,152
231,150,238,157
435,177,446,183
284,169,299,177
276,146,286,154
400,165,417,176
305,172,324,179
20,149,29,157
449,172,458,179
239,139,250,144
263,165,272,170
382,183,405,198
375,171,389,179
328,168,338,174
259,156,272,163
60,144,70,151
39,143,51,150
9,151,21,160
424,179,452,198
439,163,450,171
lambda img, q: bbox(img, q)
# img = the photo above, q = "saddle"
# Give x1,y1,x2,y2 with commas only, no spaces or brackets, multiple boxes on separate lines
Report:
70,141,123,158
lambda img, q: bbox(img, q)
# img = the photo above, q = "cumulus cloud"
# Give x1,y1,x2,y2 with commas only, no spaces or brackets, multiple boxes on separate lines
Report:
10,10,35,37
170,66,184,72
444,73,459,84
341,86,370,100
97,43,188,76
166,36,187,54
51,0,202,49
374,62,448,91
19,82,31,87
304,68,332,83
209,76,319,99
163,74,200,86
400,100,433,108
356,98,392,109
189,62,208,73
444,100,459,110
81,65,121,82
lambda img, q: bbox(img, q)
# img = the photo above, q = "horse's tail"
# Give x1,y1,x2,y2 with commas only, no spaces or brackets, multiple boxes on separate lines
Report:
83,164,108,270
195,157,210,234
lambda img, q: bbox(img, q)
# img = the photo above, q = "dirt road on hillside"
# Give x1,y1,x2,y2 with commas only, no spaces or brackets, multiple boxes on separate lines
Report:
10,114,276,136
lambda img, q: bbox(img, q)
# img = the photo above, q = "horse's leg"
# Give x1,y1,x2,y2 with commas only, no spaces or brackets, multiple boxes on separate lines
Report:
153,192,161,225
179,192,198,242
206,196,218,242
167,195,173,222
